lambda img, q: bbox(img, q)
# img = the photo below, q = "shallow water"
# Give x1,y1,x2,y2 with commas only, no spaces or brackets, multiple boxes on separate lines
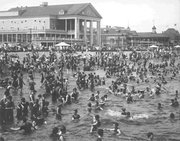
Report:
0,52,180,141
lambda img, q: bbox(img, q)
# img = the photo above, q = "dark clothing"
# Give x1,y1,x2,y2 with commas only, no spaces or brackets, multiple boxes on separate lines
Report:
72,114,80,120
96,137,102,141
20,122,33,134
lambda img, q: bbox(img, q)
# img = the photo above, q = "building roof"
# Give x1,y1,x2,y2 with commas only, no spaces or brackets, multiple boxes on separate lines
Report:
136,32,168,38
101,27,137,36
0,3,102,19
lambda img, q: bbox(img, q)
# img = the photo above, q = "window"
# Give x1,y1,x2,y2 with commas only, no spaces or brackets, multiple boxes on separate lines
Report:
59,9,64,15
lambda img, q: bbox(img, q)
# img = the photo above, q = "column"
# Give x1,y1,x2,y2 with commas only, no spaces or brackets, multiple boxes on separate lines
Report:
21,34,23,43
7,34,8,42
84,19,87,45
26,34,28,43
16,34,18,43
97,21,101,46
11,34,13,43
65,19,67,32
2,34,4,43
90,20,93,46
74,18,79,39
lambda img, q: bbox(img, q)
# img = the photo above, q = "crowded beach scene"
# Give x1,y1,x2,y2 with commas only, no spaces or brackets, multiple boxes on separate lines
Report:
0,0,180,141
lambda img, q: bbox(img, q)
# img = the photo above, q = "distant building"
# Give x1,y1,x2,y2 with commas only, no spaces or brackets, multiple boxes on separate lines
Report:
128,26,169,47
101,26,170,49
163,28,180,46
101,26,137,49
0,2,102,47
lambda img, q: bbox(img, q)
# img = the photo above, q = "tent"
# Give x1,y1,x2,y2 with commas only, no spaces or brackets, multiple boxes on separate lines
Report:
55,42,70,47
55,42,70,50
174,45,180,48
149,45,158,48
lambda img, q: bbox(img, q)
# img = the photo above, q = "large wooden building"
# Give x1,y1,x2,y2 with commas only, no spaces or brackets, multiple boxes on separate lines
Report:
101,26,170,50
0,2,102,47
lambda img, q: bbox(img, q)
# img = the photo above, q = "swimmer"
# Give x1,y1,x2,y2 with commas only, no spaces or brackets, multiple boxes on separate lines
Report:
72,109,80,121
121,108,127,115
175,90,178,98
157,103,162,110
170,113,175,119
97,129,103,141
56,104,62,120
95,101,103,111
87,102,92,114
147,132,154,141
58,125,66,141
171,99,179,107
126,112,131,118
104,122,122,135
89,94,95,102
90,115,101,133
95,91,100,101
31,115,46,127
19,118,36,134
50,127,59,140
174,98,179,106
50,125,66,141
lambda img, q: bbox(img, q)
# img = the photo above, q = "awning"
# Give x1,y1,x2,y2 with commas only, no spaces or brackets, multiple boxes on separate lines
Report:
149,45,158,48
55,42,70,47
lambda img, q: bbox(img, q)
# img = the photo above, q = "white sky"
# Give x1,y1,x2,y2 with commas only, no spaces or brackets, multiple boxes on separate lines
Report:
0,0,180,33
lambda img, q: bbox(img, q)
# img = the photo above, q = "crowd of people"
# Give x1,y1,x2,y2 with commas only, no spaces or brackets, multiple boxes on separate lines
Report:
0,48,179,141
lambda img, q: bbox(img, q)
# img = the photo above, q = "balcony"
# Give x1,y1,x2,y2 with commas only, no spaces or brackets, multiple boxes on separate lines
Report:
34,37,83,41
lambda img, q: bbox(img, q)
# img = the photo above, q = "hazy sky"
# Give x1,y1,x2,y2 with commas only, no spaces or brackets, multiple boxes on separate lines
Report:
0,0,180,33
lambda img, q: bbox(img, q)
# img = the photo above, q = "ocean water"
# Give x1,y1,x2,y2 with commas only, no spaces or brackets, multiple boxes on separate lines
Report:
0,52,180,141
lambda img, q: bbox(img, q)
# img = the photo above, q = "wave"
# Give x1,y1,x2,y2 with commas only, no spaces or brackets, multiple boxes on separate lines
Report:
106,109,149,120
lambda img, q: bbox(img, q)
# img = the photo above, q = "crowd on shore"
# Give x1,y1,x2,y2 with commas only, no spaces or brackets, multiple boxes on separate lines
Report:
0,48,179,141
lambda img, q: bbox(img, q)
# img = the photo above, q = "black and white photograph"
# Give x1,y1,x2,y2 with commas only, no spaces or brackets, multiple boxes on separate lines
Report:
0,0,180,140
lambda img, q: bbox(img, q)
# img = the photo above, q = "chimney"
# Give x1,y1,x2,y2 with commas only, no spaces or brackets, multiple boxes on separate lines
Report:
40,2,48,7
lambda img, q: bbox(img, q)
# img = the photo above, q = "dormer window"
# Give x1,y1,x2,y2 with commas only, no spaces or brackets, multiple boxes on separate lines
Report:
59,9,64,15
